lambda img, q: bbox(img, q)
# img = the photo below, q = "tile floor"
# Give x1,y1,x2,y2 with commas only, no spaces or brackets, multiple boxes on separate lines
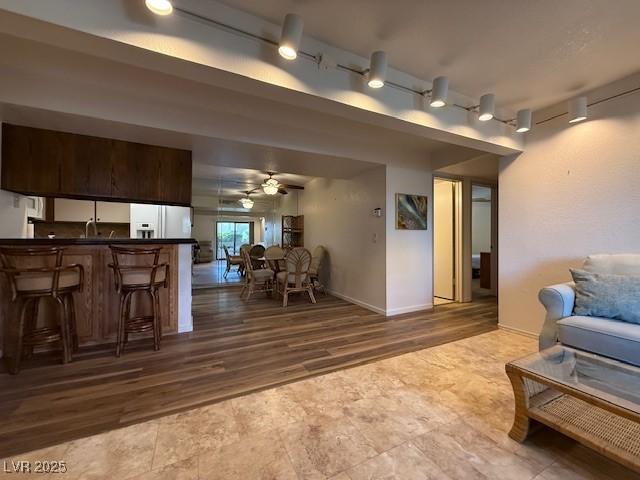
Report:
3,330,638,479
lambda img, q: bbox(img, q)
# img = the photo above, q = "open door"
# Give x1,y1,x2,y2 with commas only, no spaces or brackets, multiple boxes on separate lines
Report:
434,179,456,303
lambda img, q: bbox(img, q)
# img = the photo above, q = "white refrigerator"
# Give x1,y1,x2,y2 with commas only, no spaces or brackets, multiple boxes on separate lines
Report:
130,204,191,239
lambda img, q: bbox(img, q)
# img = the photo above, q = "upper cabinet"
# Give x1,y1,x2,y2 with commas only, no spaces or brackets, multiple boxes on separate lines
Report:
1,124,192,206
54,199,95,222
96,201,130,223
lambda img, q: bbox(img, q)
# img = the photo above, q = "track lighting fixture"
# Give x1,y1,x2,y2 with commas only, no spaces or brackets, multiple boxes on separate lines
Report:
367,51,388,89
515,109,532,133
278,14,303,60
568,96,587,123
145,0,173,15
429,76,448,107
141,4,621,136
478,94,495,121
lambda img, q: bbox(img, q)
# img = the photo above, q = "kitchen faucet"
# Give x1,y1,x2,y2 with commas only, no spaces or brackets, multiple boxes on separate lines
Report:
85,218,98,238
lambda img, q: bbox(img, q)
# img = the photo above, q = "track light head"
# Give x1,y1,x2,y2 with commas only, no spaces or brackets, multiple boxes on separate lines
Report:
429,76,448,107
568,96,587,123
367,51,388,89
279,13,303,60
478,93,495,121
145,0,173,15
515,109,532,133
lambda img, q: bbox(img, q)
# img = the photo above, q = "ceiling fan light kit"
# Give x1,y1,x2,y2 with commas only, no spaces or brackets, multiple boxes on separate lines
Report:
262,178,280,195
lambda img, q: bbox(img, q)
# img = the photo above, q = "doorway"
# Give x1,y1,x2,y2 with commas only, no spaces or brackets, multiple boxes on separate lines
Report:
215,221,252,260
471,184,497,300
433,178,462,305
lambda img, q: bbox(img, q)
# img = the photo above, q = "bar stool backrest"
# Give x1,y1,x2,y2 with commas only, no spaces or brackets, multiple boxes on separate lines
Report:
0,246,69,299
109,246,167,291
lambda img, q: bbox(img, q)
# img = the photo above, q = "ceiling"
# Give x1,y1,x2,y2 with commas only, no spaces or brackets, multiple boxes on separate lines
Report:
436,153,499,182
216,0,640,111
192,165,312,199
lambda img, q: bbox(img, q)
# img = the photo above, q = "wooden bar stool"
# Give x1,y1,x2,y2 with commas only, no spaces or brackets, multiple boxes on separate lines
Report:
0,247,84,374
109,246,168,357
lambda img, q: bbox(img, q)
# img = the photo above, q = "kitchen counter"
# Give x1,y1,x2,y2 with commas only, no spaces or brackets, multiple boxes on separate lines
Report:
0,239,193,358
0,238,196,245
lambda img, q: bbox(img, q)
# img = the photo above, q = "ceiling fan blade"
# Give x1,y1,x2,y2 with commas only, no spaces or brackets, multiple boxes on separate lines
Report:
280,184,304,190
278,187,289,195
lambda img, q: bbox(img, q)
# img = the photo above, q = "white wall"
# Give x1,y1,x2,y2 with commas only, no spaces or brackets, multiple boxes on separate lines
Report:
386,165,433,315
300,167,387,313
472,201,492,254
499,73,640,335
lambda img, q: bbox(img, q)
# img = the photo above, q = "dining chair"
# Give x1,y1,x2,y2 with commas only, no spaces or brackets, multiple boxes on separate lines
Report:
240,248,274,300
309,245,327,293
264,245,286,272
249,244,266,270
239,244,251,275
223,245,244,278
276,247,316,307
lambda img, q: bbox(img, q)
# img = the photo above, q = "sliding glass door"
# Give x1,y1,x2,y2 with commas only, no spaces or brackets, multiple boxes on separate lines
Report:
216,222,251,259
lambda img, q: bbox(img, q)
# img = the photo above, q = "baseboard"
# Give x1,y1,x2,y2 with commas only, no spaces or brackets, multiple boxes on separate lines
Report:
326,289,386,315
498,323,538,339
385,303,433,316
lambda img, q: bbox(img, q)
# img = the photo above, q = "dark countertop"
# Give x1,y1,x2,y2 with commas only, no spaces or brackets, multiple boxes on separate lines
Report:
0,238,196,246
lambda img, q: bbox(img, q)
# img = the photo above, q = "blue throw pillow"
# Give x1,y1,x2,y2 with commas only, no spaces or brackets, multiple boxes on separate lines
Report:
570,268,640,324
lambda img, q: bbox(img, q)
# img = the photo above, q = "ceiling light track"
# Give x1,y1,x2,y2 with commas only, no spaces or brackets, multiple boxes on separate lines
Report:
535,86,640,126
155,3,610,133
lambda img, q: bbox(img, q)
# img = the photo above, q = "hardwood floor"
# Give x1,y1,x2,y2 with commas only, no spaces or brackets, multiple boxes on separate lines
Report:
0,287,497,456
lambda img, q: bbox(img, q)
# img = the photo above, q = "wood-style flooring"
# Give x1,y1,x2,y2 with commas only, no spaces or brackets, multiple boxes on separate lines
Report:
0,287,497,457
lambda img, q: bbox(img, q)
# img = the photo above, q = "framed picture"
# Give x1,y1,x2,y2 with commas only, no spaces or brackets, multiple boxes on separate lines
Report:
396,193,428,230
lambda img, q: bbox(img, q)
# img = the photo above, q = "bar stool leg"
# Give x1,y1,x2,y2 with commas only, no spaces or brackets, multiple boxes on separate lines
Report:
23,298,39,360
55,295,72,364
124,292,133,347
151,289,160,351
64,293,79,353
11,297,27,375
115,292,126,357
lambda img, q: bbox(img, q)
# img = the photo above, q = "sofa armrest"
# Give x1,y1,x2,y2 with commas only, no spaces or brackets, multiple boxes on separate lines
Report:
538,282,575,350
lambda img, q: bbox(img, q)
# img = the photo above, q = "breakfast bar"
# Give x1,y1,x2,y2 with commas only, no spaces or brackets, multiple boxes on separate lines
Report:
0,238,194,361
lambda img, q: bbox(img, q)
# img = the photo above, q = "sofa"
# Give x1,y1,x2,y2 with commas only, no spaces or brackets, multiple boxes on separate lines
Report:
539,254,640,366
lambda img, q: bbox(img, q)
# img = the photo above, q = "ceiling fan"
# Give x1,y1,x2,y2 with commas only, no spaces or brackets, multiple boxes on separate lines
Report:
249,172,304,196
238,191,254,209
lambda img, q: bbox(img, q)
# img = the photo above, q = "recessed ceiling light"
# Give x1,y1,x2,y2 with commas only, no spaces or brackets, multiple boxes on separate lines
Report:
145,0,173,15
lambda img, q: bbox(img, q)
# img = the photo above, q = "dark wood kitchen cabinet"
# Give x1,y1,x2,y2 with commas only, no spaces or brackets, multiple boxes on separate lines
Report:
1,124,192,206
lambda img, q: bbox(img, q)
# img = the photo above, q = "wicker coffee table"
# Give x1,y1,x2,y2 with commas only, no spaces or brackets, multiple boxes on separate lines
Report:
506,345,640,472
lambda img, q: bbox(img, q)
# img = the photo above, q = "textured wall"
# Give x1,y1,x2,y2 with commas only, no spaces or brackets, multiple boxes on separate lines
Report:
386,165,434,315
300,166,387,313
499,74,640,334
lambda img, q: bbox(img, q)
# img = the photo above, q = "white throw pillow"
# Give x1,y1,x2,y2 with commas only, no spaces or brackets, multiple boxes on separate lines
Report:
583,254,640,276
